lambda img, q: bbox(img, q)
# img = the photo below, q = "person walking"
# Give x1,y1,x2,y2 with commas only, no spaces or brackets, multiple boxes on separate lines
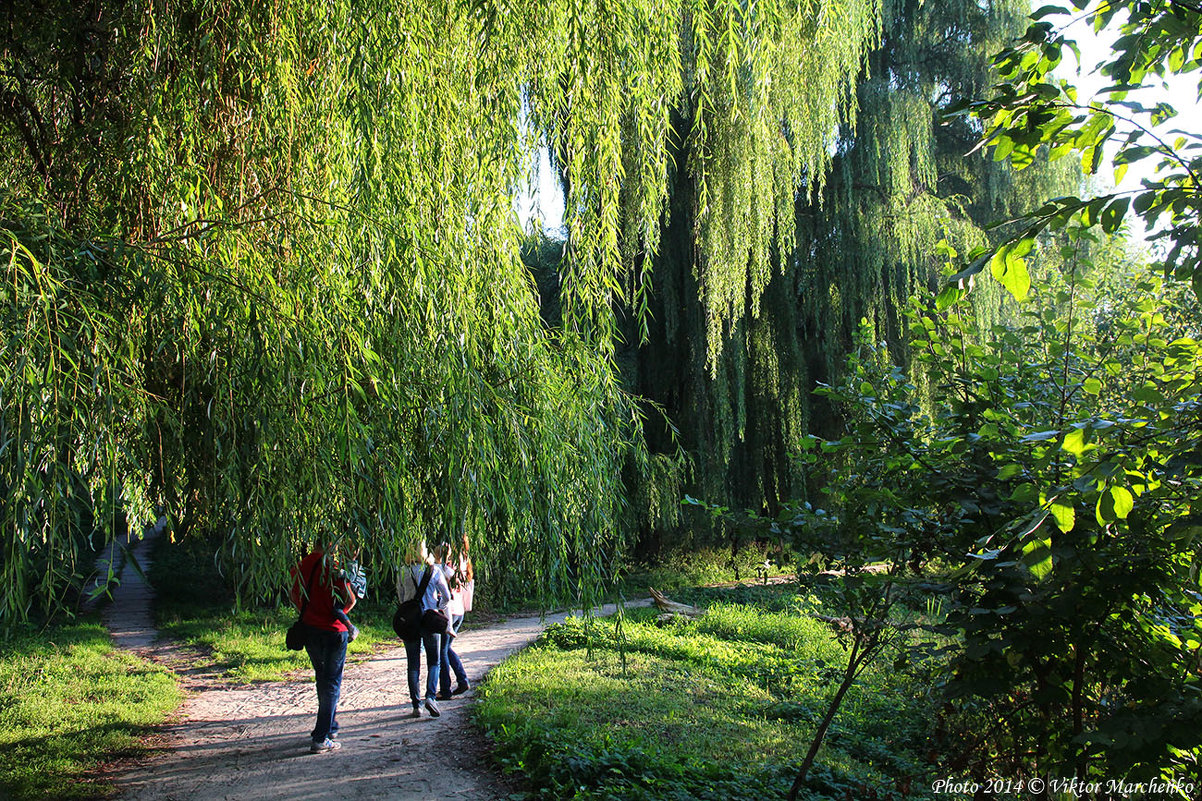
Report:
332,549,366,642
396,541,451,718
458,532,475,617
435,541,470,699
291,542,355,753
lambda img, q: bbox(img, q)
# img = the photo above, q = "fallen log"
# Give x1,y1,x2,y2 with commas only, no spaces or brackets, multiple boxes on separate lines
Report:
648,587,704,617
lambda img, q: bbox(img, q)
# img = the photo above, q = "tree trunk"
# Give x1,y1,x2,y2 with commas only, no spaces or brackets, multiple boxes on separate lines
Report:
788,634,874,801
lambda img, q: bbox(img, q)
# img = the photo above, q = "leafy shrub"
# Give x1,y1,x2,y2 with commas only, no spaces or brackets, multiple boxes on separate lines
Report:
791,260,1202,783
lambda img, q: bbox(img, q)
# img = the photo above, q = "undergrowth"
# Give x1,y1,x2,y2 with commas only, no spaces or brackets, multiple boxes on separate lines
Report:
616,544,792,598
477,584,943,800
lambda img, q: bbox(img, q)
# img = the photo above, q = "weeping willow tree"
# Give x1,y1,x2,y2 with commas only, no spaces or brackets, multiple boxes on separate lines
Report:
0,0,883,626
623,0,1080,554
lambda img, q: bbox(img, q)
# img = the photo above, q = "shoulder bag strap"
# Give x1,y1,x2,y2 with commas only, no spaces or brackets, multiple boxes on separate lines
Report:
408,565,433,599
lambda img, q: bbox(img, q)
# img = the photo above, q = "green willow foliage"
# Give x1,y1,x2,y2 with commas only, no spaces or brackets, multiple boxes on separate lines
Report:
1,0,882,625
625,0,1079,553
527,0,883,353
794,0,1085,428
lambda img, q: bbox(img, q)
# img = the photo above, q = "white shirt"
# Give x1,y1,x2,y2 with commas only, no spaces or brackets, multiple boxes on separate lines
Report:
441,563,465,616
396,562,450,612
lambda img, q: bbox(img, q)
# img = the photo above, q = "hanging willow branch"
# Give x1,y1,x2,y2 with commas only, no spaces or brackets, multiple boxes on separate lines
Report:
0,0,886,627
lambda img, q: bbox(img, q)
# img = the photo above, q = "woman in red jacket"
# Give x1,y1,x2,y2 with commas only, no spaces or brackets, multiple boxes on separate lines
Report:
291,543,355,753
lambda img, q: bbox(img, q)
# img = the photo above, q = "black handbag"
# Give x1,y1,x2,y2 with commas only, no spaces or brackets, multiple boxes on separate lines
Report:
422,607,450,634
285,619,309,650
286,560,320,651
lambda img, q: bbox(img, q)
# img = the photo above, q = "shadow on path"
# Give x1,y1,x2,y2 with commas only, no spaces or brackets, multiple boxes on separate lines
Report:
103,559,651,801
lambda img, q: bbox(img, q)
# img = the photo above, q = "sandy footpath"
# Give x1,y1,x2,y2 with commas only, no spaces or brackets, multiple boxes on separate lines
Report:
108,584,651,801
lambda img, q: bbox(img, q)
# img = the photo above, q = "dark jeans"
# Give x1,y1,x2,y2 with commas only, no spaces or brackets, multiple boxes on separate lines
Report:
305,627,349,742
439,614,467,694
404,629,441,703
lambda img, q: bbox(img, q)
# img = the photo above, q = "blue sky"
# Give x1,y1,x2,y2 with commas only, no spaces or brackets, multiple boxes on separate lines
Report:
515,148,565,234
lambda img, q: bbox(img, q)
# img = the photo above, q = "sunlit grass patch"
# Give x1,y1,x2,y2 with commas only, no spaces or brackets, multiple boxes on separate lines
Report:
478,596,940,800
0,621,180,800
617,545,794,598
156,595,399,683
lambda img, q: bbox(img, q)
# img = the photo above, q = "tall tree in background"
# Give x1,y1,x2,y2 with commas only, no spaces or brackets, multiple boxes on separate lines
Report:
624,0,1079,556
0,0,882,626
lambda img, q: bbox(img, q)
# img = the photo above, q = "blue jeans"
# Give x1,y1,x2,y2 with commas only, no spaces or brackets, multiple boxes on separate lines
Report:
304,628,349,742
404,629,441,703
439,614,467,694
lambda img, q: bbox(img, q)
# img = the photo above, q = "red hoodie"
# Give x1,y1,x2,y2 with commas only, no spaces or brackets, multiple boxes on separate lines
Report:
290,550,352,633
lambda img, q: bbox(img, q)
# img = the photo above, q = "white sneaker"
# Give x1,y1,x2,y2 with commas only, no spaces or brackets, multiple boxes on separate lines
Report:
424,697,441,717
310,737,341,753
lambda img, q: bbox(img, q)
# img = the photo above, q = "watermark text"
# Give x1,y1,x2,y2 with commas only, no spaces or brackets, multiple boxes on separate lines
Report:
931,776,1195,797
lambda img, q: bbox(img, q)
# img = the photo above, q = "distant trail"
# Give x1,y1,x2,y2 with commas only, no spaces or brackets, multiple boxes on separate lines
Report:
99,525,162,651
101,560,652,801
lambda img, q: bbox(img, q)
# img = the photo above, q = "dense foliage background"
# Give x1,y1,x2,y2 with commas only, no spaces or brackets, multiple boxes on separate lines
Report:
4,0,1202,796
1,0,881,623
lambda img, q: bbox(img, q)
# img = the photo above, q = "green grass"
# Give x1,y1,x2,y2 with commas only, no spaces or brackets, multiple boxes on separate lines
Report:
151,536,398,682
477,589,941,800
616,545,793,599
0,620,181,800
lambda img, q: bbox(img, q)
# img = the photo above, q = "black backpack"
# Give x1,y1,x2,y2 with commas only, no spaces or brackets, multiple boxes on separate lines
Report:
392,565,432,640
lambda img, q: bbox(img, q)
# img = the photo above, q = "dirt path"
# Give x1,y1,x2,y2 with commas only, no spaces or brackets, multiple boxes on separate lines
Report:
107,578,652,800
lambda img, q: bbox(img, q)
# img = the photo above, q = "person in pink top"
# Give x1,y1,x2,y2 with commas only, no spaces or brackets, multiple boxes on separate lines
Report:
436,536,472,699
458,532,475,615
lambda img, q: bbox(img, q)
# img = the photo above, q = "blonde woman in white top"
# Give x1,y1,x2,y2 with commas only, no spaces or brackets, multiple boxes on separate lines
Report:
396,541,451,717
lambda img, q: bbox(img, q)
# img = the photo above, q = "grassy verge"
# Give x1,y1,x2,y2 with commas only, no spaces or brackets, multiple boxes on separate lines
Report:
615,545,793,599
151,536,399,682
0,620,181,800
477,583,942,801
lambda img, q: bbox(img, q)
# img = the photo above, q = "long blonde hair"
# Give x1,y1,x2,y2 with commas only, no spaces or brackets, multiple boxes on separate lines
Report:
403,539,428,565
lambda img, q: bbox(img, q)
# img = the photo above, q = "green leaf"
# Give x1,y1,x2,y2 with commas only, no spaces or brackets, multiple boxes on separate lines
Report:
1132,383,1164,404
1113,162,1128,184
1031,4,1068,21
1049,500,1075,533
1109,486,1134,519
1061,427,1087,456
935,285,966,311
990,243,1031,301
997,464,1024,481
1011,483,1040,504
1021,535,1053,579
1100,197,1130,234
950,252,992,284
1097,486,1135,523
